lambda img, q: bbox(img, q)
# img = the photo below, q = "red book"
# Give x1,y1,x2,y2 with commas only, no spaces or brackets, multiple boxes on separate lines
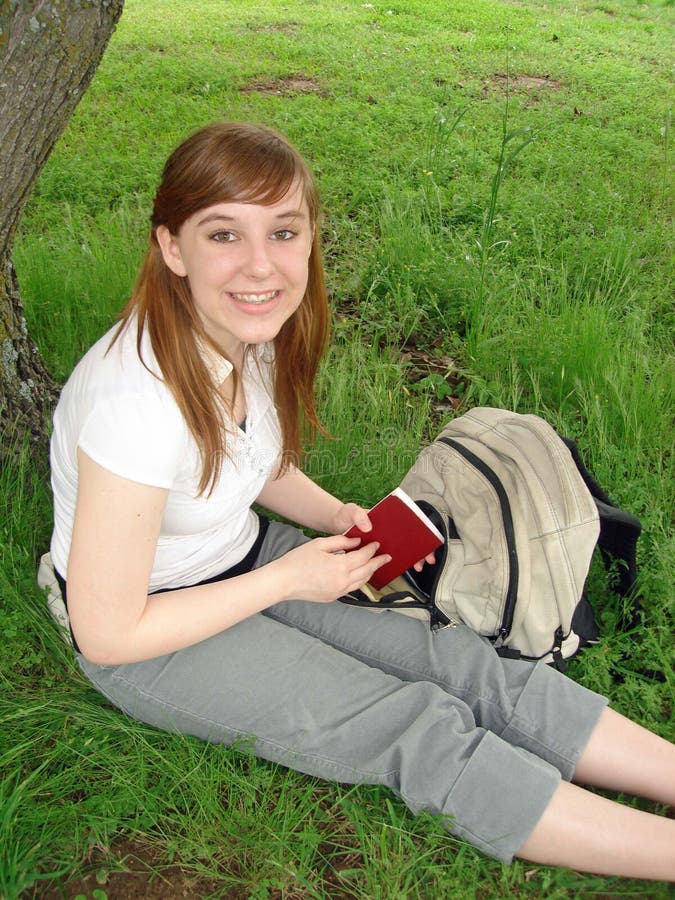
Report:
345,487,444,590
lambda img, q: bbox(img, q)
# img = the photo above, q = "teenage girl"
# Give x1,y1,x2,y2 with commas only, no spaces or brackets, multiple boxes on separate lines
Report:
46,122,675,879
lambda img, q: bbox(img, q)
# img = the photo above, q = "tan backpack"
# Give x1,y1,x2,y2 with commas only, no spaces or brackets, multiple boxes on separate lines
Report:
341,408,641,666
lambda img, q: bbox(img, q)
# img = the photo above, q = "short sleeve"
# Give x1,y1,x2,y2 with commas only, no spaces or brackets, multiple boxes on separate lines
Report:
78,391,189,488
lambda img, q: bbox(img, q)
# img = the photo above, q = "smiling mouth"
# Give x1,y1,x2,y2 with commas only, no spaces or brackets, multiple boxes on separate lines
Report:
230,290,280,305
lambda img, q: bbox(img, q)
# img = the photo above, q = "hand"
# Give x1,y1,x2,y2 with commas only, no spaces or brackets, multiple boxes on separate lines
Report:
328,502,373,535
412,551,437,572
274,534,391,603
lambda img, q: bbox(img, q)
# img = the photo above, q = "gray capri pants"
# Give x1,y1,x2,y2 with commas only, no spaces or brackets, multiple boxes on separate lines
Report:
77,521,608,863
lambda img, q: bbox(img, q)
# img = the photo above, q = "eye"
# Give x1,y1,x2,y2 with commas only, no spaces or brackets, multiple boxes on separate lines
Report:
271,229,296,241
210,230,237,243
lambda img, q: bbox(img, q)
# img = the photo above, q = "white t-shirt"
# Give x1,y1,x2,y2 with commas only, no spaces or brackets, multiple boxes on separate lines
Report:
50,319,282,591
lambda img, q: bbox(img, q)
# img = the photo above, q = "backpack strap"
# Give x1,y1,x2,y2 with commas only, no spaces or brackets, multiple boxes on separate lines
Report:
561,437,642,608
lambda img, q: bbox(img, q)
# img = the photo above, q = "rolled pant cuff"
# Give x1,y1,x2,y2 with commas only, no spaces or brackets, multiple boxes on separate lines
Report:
502,661,609,781
443,730,561,863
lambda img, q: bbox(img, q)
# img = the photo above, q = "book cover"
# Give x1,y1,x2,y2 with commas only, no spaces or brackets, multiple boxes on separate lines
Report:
345,487,444,590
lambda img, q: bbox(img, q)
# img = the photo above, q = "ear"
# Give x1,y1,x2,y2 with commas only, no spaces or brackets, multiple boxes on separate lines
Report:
156,225,188,277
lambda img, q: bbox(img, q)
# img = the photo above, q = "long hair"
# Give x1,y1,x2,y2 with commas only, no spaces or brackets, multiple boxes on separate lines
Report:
114,122,330,495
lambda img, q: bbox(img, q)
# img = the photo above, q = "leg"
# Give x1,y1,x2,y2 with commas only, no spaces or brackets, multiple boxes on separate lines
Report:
573,706,675,805
518,780,675,880
268,594,675,879
257,526,675,879
77,521,669,873
76,605,563,864
517,699,675,879
259,525,609,782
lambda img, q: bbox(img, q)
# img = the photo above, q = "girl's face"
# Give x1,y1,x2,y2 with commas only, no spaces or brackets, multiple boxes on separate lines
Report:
157,181,313,361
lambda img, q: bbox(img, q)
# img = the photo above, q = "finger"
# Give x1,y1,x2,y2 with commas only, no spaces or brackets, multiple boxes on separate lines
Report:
371,551,392,571
346,553,392,591
343,540,382,565
412,551,437,571
320,534,363,553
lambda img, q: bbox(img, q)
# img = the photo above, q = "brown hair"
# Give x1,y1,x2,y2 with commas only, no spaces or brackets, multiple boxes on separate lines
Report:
114,122,330,494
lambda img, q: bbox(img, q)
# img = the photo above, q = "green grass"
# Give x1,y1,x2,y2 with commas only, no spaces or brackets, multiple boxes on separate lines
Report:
3,0,674,896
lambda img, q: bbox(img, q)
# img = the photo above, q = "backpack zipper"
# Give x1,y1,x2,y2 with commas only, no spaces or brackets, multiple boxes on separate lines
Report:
401,502,456,631
437,436,519,644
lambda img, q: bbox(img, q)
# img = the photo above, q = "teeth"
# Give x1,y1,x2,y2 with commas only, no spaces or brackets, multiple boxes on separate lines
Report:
231,291,278,304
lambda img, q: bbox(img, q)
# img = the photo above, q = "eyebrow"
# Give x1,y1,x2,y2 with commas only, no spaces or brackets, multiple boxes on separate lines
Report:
196,209,309,227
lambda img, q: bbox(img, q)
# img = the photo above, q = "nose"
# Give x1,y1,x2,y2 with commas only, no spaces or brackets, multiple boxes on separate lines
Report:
242,237,274,279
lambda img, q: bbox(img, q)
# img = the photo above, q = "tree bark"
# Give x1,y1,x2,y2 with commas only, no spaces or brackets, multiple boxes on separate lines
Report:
0,0,124,460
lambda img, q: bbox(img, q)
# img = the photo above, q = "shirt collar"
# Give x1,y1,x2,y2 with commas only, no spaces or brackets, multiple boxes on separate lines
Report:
196,339,275,391
196,339,233,386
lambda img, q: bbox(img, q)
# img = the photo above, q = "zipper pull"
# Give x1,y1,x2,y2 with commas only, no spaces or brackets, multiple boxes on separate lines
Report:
430,607,458,632
493,626,509,649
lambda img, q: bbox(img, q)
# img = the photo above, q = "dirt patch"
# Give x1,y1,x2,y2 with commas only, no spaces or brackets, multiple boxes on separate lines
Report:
32,835,366,899
239,76,324,97
490,72,561,91
402,345,465,416
243,22,300,33
32,838,236,899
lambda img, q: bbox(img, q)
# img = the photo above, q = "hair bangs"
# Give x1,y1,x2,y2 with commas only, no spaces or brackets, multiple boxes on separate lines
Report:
223,147,300,207
154,123,318,236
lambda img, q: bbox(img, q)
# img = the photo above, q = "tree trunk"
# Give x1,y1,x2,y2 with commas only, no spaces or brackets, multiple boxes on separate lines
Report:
0,0,124,460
